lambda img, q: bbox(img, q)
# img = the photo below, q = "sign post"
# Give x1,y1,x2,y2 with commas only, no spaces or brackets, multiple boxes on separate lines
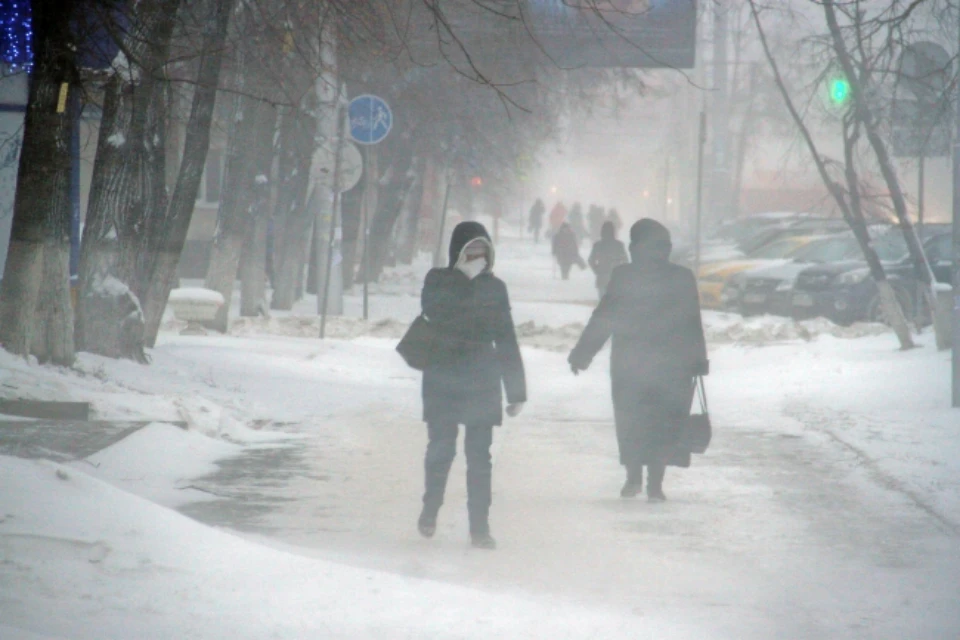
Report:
348,94,392,322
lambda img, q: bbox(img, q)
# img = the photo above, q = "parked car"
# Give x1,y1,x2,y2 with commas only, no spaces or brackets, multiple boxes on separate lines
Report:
676,212,824,267
790,229,953,325
732,234,863,316
697,235,819,309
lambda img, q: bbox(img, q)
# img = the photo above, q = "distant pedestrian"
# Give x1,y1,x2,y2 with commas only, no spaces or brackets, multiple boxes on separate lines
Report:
568,203,588,246
528,198,546,243
548,202,567,239
552,222,586,280
588,221,628,297
417,221,527,550
569,219,708,502
606,208,623,234
588,205,605,242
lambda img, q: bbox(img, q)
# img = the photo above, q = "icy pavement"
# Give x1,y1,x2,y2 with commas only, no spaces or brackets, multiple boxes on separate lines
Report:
150,335,960,639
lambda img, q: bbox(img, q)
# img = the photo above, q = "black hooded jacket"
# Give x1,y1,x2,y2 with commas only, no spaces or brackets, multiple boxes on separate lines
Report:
420,222,527,427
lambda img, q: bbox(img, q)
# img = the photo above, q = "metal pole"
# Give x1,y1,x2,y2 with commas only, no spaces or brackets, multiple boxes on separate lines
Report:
918,154,926,233
711,2,730,226
362,147,377,321
953,11,960,406
694,110,707,277
662,158,670,222
433,177,452,268
320,106,346,340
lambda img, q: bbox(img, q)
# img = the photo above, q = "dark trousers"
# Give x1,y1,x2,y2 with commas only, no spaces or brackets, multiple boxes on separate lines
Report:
559,262,572,280
423,423,494,535
627,462,665,492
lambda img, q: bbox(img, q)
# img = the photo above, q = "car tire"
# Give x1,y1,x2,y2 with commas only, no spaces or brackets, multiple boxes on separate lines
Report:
865,286,913,326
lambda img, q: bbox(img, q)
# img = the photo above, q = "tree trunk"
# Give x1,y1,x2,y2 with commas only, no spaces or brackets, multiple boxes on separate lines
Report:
395,158,424,264
749,1,914,350
340,183,364,289
822,0,937,345
270,106,317,310
841,118,914,349
141,0,237,347
0,0,77,364
362,150,414,281
203,84,275,331
240,209,269,317
238,108,276,318
76,0,180,357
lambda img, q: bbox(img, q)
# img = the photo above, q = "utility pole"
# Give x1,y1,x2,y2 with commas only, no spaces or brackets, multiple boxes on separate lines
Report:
710,1,731,226
695,110,707,278
953,11,960,407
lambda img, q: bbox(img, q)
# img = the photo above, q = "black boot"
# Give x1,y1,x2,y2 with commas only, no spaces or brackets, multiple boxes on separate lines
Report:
647,464,666,502
471,531,497,550
418,503,439,538
620,466,642,498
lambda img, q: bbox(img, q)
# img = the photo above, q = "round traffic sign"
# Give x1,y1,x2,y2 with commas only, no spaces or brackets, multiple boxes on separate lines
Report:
348,94,393,145
312,141,363,192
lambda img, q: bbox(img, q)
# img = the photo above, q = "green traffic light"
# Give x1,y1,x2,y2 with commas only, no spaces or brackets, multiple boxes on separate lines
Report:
830,77,850,105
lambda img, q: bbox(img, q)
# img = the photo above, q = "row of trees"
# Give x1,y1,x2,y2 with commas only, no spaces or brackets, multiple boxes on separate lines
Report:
0,0,637,365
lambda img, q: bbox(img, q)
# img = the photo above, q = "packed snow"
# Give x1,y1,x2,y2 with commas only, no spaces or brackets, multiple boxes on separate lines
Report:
1,229,958,638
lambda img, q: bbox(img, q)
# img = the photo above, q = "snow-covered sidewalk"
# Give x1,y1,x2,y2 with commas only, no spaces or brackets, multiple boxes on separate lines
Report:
1,235,958,638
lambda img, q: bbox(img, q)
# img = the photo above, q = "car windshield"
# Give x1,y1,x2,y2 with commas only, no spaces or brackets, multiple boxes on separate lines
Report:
748,238,802,259
789,236,859,263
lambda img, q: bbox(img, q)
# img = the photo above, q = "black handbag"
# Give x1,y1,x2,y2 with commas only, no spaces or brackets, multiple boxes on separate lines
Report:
396,314,437,371
679,376,712,454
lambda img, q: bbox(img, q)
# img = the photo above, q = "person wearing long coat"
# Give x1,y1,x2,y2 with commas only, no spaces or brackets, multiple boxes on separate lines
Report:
552,223,586,280
418,221,527,549
528,198,546,243
568,219,708,501
588,221,628,297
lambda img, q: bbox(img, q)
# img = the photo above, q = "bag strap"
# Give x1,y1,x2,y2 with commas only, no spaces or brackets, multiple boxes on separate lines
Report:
695,376,709,415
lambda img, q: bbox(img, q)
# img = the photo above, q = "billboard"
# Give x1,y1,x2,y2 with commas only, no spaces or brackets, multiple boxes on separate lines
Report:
528,0,697,69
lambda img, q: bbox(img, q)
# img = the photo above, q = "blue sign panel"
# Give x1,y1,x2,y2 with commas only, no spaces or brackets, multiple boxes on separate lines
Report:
527,0,697,69
348,95,393,146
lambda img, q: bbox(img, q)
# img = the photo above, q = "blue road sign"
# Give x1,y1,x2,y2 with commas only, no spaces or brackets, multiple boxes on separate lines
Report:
349,94,392,145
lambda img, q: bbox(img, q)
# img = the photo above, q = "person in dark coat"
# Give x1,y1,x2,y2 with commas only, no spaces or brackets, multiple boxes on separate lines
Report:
588,205,606,242
606,208,623,233
528,198,545,243
418,221,527,549
568,202,588,245
588,221,629,297
568,219,708,502
551,223,586,280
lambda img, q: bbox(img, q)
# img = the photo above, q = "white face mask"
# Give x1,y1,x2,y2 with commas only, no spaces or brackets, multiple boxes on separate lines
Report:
457,258,487,280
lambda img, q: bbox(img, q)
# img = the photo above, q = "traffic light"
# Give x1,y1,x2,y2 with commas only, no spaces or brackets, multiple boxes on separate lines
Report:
829,75,851,106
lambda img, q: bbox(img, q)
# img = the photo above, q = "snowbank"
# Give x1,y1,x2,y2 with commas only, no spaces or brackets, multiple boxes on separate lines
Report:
0,456,691,639
168,287,226,305
221,311,891,351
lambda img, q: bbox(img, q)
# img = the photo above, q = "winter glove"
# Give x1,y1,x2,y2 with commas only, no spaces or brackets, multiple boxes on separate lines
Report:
506,403,524,418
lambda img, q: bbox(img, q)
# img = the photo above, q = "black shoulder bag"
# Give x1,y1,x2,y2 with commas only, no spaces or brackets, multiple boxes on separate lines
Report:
396,314,437,371
680,376,712,454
